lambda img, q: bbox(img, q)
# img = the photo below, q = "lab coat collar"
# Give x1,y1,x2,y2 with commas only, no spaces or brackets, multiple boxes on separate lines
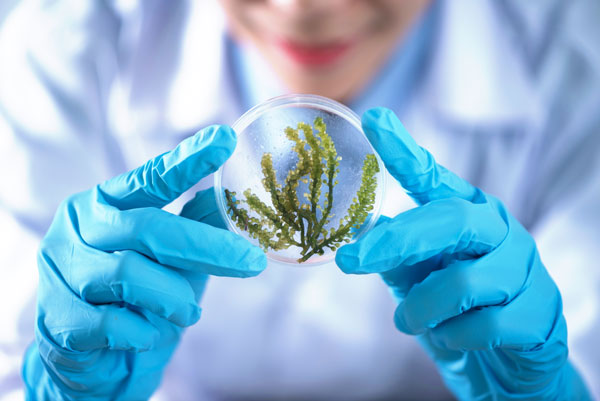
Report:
421,0,544,130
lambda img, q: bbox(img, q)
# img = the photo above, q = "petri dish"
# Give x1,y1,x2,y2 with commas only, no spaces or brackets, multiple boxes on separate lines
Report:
214,94,385,266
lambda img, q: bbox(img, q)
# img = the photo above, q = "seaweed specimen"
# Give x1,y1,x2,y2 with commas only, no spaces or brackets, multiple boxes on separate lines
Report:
225,117,379,263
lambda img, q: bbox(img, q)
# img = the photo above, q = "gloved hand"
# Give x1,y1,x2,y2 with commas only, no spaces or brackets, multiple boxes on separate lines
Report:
22,125,267,401
336,108,591,400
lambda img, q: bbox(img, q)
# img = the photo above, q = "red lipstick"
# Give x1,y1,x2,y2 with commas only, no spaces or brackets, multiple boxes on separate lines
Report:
275,38,355,67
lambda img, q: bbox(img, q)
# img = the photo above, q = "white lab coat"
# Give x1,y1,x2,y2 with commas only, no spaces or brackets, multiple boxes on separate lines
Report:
0,0,599,400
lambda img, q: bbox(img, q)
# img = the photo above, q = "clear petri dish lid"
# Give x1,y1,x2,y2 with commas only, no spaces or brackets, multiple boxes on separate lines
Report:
214,94,385,266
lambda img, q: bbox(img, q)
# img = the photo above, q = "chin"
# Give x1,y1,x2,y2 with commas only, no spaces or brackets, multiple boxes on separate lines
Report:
283,75,350,102
272,54,361,102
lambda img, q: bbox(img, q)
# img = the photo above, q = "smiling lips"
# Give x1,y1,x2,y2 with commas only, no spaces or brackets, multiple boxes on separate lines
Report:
275,38,356,67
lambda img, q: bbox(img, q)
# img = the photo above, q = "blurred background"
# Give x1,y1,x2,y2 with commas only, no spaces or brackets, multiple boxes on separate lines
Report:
0,1,18,24
0,1,598,400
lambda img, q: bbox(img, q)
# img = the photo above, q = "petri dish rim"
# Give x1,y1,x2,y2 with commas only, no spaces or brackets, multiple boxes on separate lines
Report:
214,93,386,266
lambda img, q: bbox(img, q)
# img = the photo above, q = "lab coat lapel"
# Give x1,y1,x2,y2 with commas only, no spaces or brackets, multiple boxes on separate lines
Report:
163,0,242,132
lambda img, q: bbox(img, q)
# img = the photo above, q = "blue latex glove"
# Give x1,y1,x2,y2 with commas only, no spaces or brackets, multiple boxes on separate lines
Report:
22,125,267,400
336,108,591,400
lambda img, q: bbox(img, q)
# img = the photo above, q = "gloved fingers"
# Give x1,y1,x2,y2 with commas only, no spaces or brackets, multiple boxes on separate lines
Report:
79,202,266,278
380,255,445,300
67,247,201,327
371,216,441,297
180,187,227,229
394,256,524,335
178,188,227,300
394,212,540,334
361,108,481,205
37,231,160,354
43,302,160,352
428,262,565,352
98,125,236,210
429,303,563,353
177,270,210,303
371,216,440,300
336,197,507,274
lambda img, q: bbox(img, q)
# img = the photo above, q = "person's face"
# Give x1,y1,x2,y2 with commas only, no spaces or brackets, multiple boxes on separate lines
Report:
219,0,431,102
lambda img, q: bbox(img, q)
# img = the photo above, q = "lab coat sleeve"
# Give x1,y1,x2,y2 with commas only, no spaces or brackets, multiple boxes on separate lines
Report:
503,0,600,395
531,126,600,399
0,1,121,398
534,173,600,400
527,68,600,399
